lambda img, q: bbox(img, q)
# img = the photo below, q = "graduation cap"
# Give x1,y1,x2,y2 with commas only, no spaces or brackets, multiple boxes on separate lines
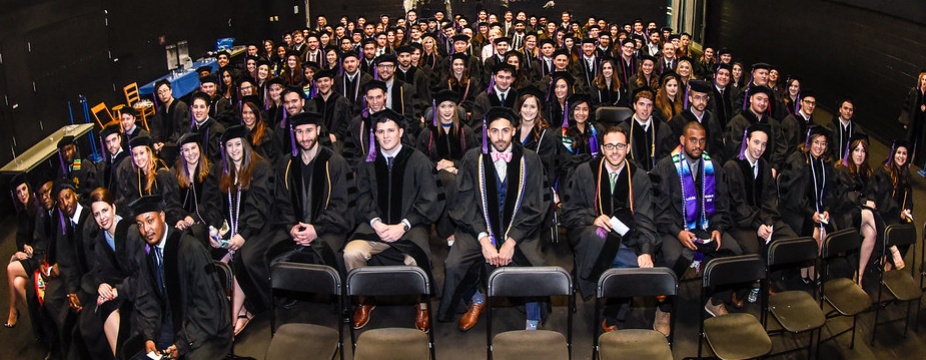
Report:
120,106,137,117
408,42,423,52
190,91,211,106
581,37,597,45
667,34,680,41
451,34,470,43
53,179,77,197
178,131,200,147
129,195,164,215
449,52,470,64
551,71,575,86
688,79,712,94
372,108,404,126
716,63,733,73
196,65,213,74
285,50,301,59
421,32,439,41
10,173,29,192
342,50,360,60
240,95,261,107
256,59,272,68
237,78,256,89
552,49,570,59
303,61,321,71
361,38,377,46
504,50,523,62
362,80,387,94
216,50,231,58
737,122,772,160
518,85,546,101
752,62,772,71
199,74,218,85
717,47,731,56
539,38,556,47
805,125,832,150
842,133,871,166
433,89,459,105
631,34,646,42
659,71,680,85
568,93,591,107
631,86,655,100
267,77,286,87
493,37,511,45
748,85,774,100
482,107,519,154
129,135,153,150
57,136,75,150
799,89,816,101
620,38,635,47
154,79,171,92
374,53,397,65
395,45,415,55
639,54,657,63
100,123,121,140
314,68,337,80
290,111,323,127
491,62,516,75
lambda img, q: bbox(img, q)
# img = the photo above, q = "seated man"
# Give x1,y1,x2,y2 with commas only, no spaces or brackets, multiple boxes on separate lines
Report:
561,126,661,334
653,121,743,318
131,195,232,359
268,112,352,270
437,107,548,331
344,108,442,333
56,136,101,200
119,107,149,153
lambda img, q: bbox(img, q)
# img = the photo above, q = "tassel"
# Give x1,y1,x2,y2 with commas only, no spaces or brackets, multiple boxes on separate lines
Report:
487,77,495,94
886,143,896,167
290,122,298,157
481,115,488,154
795,92,801,114
57,152,67,175
373,64,379,80
190,109,196,129
431,99,438,127
365,128,377,162
238,100,242,113
590,126,599,158
562,100,570,132
58,210,66,235
736,129,748,160
741,86,750,111
683,84,689,109
220,145,228,174
804,127,813,150
280,108,288,129
842,142,851,167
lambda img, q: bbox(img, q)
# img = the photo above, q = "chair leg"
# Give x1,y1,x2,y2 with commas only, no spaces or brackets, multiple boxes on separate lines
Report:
904,300,912,338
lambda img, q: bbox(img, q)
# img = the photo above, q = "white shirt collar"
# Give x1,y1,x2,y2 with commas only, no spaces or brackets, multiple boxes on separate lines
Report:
156,229,168,251
839,117,851,127
799,109,811,121
70,203,84,225
381,144,402,158
633,115,651,131
495,86,510,97
604,159,625,177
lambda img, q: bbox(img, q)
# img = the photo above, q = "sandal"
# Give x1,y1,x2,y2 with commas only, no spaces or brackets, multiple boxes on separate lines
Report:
890,246,906,270
234,311,253,337
4,310,18,328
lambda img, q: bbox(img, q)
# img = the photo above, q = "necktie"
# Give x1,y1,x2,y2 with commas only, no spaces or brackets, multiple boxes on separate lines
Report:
500,93,506,104
609,171,618,192
154,247,166,295
387,157,394,170
752,163,758,179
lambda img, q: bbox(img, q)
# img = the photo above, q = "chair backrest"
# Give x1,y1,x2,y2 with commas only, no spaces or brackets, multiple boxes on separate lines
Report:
595,106,633,128
767,237,819,267
702,255,766,288
91,102,115,128
271,262,341,296
821,228,860,259
124,82,140,106
487,266,572,297
346,266,429,297
885,223,917,248
212,261,233,299
597,267,677,298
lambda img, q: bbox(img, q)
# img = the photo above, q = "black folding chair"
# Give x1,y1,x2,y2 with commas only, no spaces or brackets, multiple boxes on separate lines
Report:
211,260,236,356
697,255,772,359
762,237,824,358
486,266,573,360
594,106,633,128
817,227,869,352
266,262,342,360
871,223,922,345
346,266,434,360
594,267,676,360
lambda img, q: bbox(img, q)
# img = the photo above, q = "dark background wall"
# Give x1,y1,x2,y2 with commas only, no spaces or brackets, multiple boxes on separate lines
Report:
705,0,926,144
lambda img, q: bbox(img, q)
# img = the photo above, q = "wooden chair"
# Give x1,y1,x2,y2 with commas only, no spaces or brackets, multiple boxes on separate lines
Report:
91,102,116,129
112,82,152,131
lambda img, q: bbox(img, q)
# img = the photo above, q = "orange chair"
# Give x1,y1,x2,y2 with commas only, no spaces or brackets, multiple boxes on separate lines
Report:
113,82,152,131
91,102,116,129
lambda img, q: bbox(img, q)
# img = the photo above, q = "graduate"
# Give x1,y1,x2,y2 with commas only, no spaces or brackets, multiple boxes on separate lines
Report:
344,108,443,333
99,124,129,193
267,111,352,270
305,68,353,153
780,90,819,157
416,90,476,244
870,140,914,271
471,63,520,128
6,174,39,332
188,91,228,164
831,134,879,285
723,123,797,257
437,107,548,332
55,136,101,200
130,195,232,359
116,136,183,225
171,132,223,239
668,80,726,163
561,126,661,334
725,85,788,174
239,95,282,168
617,87,674,172
332,50,373,113
515,85,565,200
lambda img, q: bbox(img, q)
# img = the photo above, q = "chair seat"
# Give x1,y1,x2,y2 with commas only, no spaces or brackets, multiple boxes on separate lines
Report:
884,270,923,301
769,291,826,333
354,328,429,360
703,313,772,360
493,330,568,360
598,329,672,360
824,278,872,316
265,323,338,360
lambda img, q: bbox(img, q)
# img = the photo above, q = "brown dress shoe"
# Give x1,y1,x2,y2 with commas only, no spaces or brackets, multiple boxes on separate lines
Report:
353,305,375,329
601,319,618,333
458,302,485,331
416,305,430,333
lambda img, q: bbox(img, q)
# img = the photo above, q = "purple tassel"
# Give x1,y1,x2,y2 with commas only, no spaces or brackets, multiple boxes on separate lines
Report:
289,122,298,157
596,227,607,239
365,128,377,162
487,77,495,94
885,143,897,167
794,92,801,114
481,116,488,154
842,142,852,167
736,129,749,160
804,127,813,150
279,109,288,129
589,126,599,158
562,100,570,130
58,210,66,235
373,64,379,80
683,85,690,109
264,91,270,111
220,145,228,174
431,99,438,127
338,58,344,76
57,152,67,175
190,110,196,129
238,100,242,112
741,86,750,111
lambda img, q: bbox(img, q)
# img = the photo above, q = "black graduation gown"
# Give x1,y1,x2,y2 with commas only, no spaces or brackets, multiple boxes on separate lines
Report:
438,144,547,320
133,229,232,358
870,166,914,227
152,99,189,147
445,77,484,113
210,95,237,129
902,88,926,163
90,219,142,332
723,156,796,254
14,206,39,273
652,153,731,238
121,128,150,154
707,85,736,129
545,100,568,129
668,109,726,163
778,152,836,235
416,124,476,238
268,146,352,269
562,158,657,297
471,89,520,129
249,126,283,168
395,66,432,105
103,151,129,194
350,146,443,274
333,71,374,115
780,113,817,157
306,92,353,144
832,166,872,230
725,109,788,172
518,127,565,192
187,118,227,164
592,81,627,109
117,162,183,226
342,112,418,172
58,157,102,200
824,118,865,161
219,158,286,314
176,164,223,229
617,117,674,172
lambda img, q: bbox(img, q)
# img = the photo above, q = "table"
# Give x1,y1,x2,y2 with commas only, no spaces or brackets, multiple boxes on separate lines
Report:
0,123,96,174
138,59,218,97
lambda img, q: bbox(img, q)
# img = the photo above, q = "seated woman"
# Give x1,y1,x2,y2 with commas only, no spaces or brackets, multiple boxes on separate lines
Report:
559,94,602,181
416,90,476,245
870,139,913,272
780,126,835,282
653,72,683,122
6,174,38,329
214,125,286,337
444,53,482,114
240,96,281,167
832,134,878,285
592,59,628,108
173,132,223,241
545,72,575,128
118,136,183,224
88,187,143,356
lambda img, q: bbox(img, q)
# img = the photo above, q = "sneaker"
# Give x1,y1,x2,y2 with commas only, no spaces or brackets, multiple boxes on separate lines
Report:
525,320,539,330
704,299,729,317
653,308,671,337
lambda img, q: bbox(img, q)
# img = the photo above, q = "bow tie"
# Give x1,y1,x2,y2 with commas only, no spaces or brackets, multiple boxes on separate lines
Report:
492,152,511,163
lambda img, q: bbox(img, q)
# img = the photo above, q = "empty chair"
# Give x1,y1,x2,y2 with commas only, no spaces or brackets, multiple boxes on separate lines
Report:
91,102,117,128
595,106,633,128
594,267,676,360
347,266,433,360
871,223,921,345
817,227,870,351
486,266,573,360
762,237,825,358
266,262,342,360
698,255,772,359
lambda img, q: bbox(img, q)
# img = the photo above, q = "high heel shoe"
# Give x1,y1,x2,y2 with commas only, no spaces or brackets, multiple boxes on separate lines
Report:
4,310,19,328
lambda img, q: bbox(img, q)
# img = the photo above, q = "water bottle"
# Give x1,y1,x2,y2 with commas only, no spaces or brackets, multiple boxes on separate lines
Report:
747,287,759,303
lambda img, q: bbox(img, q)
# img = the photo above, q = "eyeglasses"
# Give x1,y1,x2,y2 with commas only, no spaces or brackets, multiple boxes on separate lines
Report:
602,143,627,151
